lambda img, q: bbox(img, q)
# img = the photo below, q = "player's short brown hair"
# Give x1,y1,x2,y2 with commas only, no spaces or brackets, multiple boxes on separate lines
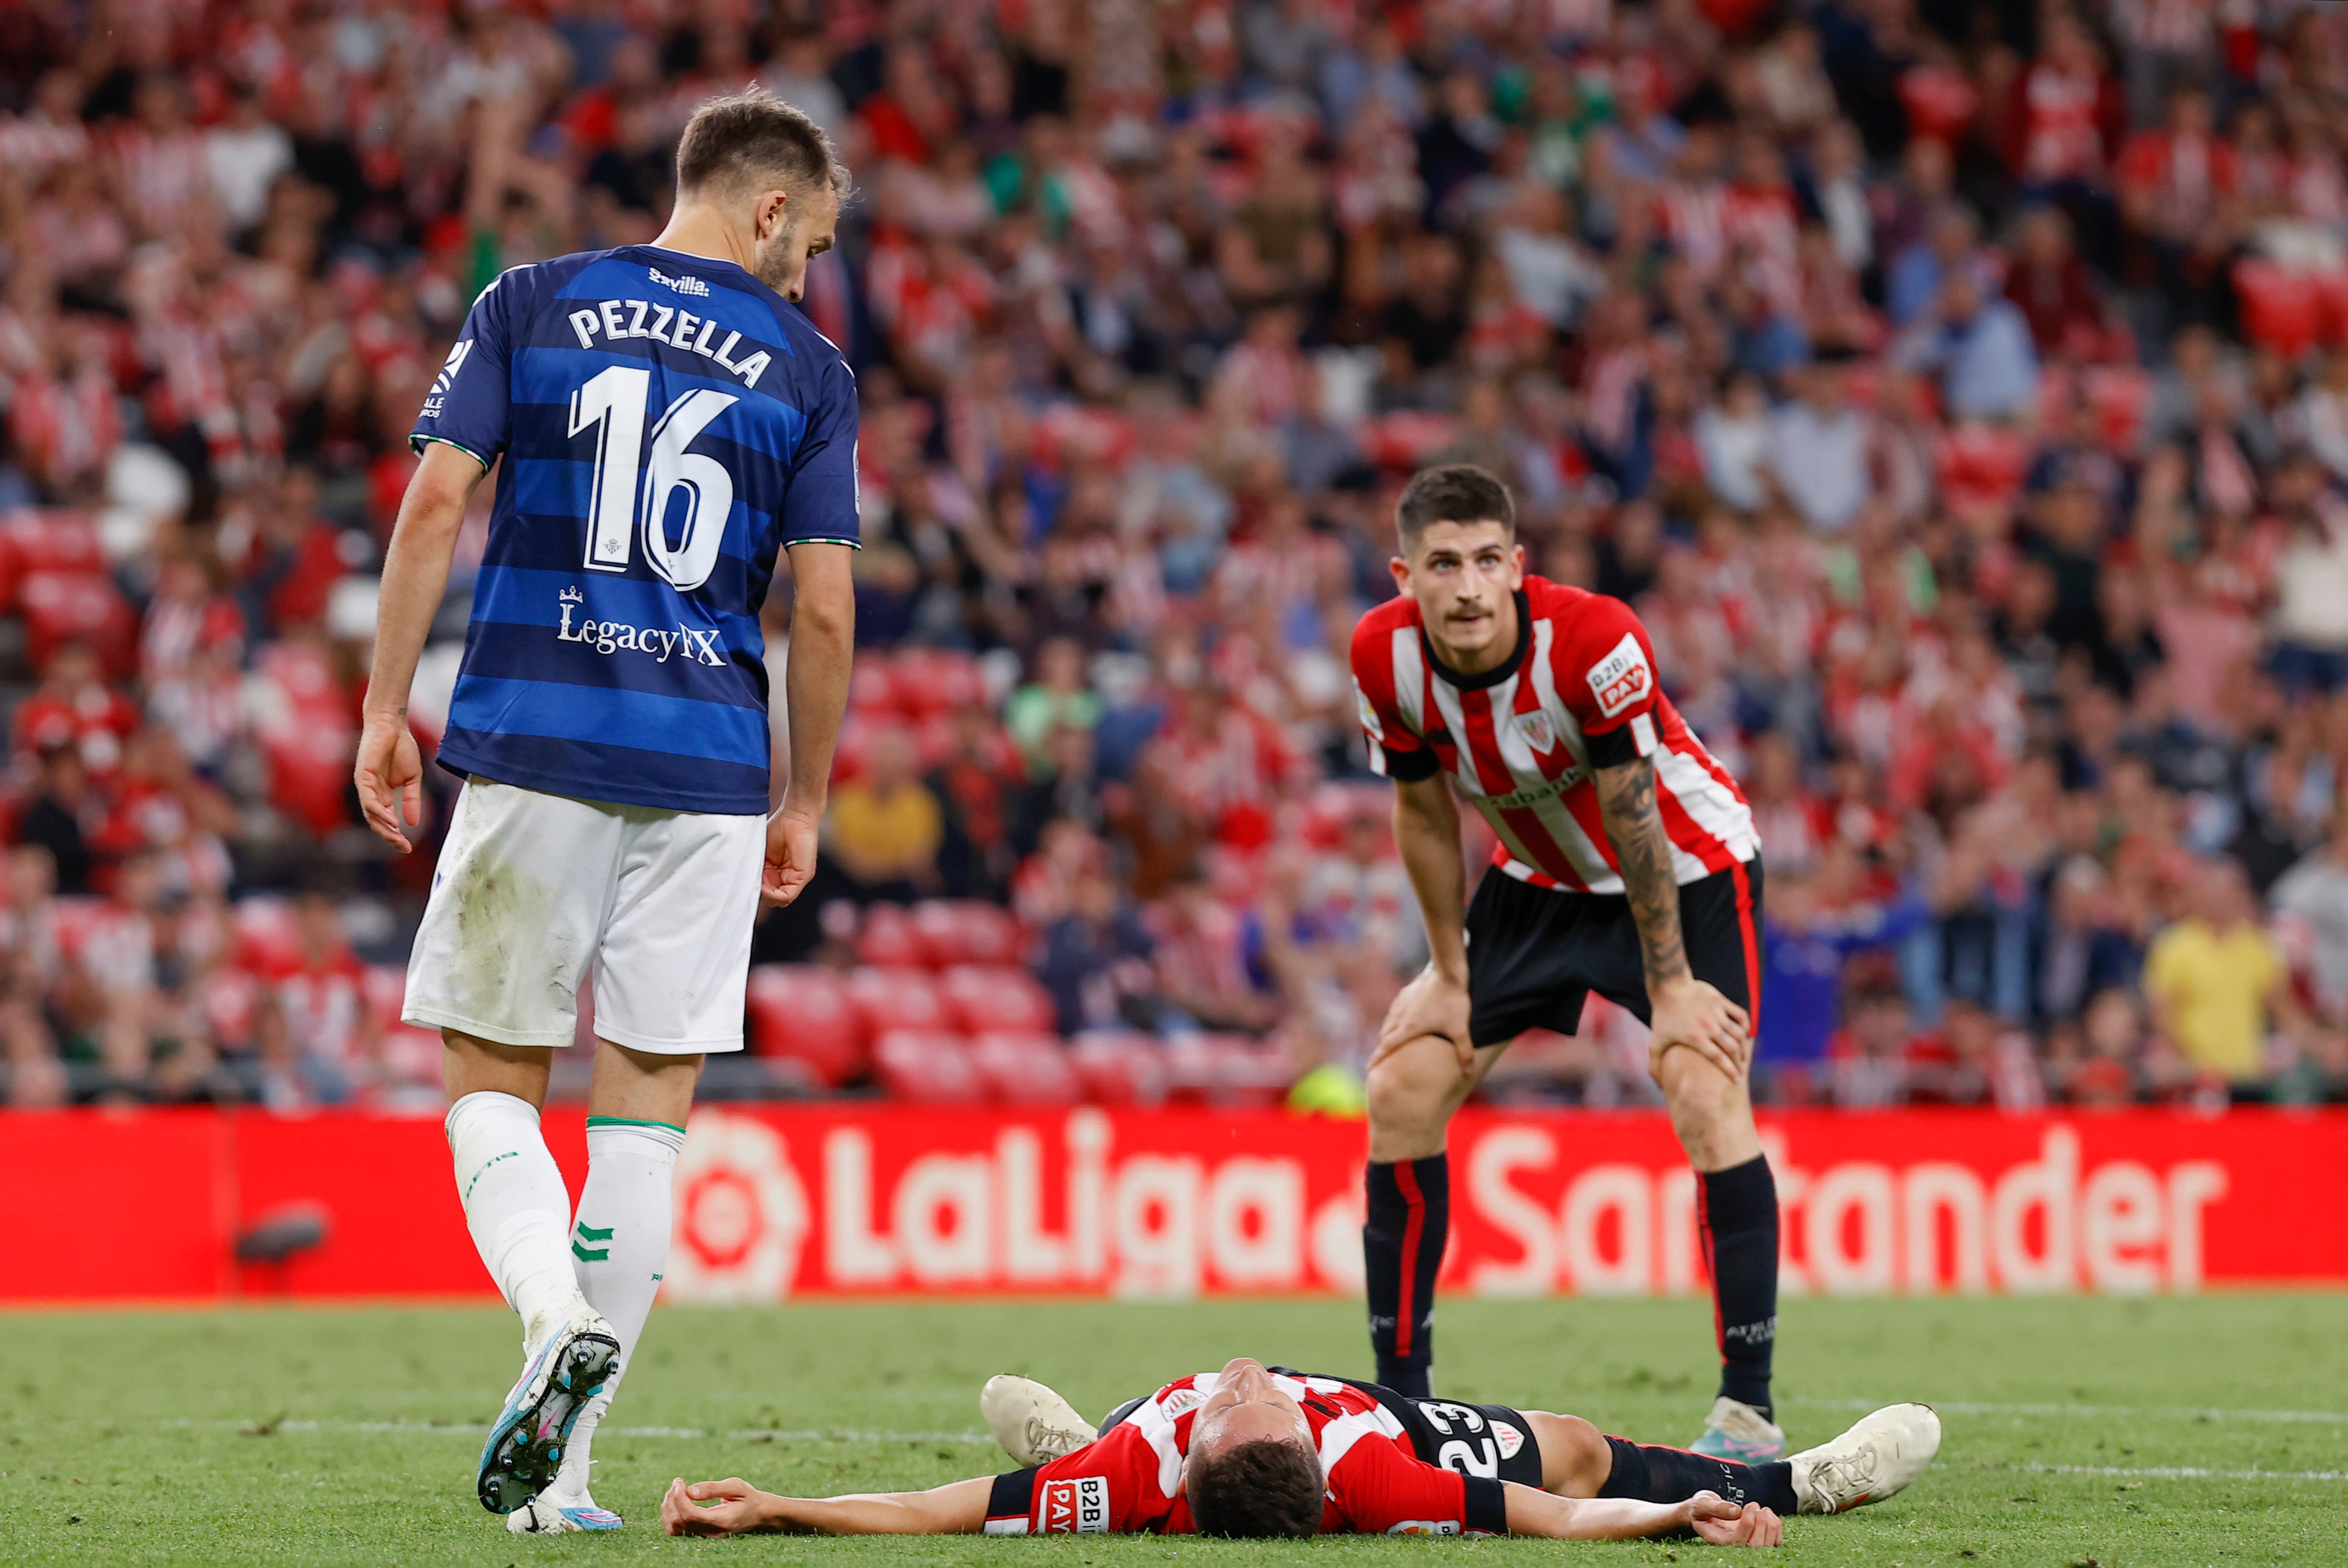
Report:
675,87,849,202
1185,1438,1324,1539
1396,463,1515,550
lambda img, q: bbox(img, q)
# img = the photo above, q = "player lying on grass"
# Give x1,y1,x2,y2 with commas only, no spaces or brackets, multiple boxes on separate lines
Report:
659,1358,1938,1543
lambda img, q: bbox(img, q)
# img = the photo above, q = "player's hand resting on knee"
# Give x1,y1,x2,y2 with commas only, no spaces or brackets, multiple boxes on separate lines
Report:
1646,976,1750,1084
663,1476,778,1535
1681,1492,1781,1547
1374,965,1475,1075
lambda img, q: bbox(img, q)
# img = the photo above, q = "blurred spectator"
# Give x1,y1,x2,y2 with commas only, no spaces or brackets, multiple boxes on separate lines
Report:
1005,638,1101,765
825,728,944,903
1034,868,1155,1035
1893,273,2041,421
255,892,378,1108
2271,806,2348,1024
1767,363,1870,532
16,746,99,895
2144,858,2297,1097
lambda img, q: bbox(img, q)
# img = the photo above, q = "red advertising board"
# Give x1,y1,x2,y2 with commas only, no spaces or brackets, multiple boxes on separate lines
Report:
1,1107,2341,1304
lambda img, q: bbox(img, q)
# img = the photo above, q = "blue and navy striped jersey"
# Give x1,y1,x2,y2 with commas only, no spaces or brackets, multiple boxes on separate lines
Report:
411,244,859,815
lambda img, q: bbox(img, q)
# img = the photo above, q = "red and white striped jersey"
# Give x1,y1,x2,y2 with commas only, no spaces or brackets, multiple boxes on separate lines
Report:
1351,577,1757,895
981,1371,1505,1537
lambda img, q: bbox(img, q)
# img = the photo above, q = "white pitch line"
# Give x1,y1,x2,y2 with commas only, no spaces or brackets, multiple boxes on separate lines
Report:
1791,1397,2348,1426
2019,1463,2348,1483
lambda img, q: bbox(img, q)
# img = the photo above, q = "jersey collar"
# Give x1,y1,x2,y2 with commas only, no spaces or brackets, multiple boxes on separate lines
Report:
1421,589,1530,690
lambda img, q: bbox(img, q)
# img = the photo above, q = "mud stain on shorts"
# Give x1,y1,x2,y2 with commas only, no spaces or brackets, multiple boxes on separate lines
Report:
449,855,569,1014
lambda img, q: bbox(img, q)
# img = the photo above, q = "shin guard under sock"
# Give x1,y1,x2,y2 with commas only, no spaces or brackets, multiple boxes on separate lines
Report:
1699,1155,1779,1415
1363,1154,1448,1398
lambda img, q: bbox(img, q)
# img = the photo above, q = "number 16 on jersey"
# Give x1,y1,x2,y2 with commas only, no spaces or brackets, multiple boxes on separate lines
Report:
568,364,739,593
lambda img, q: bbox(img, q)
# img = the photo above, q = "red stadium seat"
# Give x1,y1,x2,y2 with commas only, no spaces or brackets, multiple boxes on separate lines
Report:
0,511,108,582
361,964,407,1027
1359,411,1459,472
199,966,263,1051
745,965,868,1087
871,1028,985,1103
2081,367,2151,451
1070,1031,1168,1104
1934,423,2029,510
893,648,987,718
828,714,876,785
2314,268,2348,350
848,658,902,716
845,964,951,1036
2234,259,2322,358
969,1030,1081,1104
1896,63,1978,144
253,640,352,730
938,964,1057,1035
854,903,926,968
1208,1034,1296,1107
231,897,303,977
263,725,357,838
908,901,1026,968
18,572,138,676
47,895,109,962
1165,1033,1292,1106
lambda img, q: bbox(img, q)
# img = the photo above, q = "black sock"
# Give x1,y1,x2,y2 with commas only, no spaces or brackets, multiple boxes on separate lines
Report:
1597,1436,1797,1516
1363,1154,1447,1399
1699,1155,1778,1416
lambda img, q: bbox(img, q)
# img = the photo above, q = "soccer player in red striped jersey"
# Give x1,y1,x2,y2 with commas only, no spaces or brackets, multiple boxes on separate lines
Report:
1349,465,1783,1464
656,1359,1942,1541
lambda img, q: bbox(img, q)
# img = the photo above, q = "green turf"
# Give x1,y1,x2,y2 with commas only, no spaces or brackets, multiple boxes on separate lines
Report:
0,1294,2341,1565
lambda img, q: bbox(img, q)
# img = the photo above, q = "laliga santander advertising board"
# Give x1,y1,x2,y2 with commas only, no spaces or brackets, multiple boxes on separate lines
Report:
2,1107,2344,1302
657,1108,2336,1302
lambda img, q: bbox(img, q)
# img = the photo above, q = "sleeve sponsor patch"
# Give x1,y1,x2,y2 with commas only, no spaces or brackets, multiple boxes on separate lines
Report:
1354,679,1385,743
1386,1518,1463,1535
1585,632,1652,720
1039,1475,1110,1533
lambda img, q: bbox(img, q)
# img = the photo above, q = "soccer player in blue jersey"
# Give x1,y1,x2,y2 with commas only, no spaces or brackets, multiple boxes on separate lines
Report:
354,88,858,1535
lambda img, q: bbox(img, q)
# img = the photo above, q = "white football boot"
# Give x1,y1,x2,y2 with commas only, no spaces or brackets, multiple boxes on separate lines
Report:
507,1486,624,1533
1787,1403,1942,1514
477,1299,621,1515
981,1374,1098,1466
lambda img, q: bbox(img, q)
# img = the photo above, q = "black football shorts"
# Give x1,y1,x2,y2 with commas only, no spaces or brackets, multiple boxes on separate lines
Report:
1463,858,1763,1050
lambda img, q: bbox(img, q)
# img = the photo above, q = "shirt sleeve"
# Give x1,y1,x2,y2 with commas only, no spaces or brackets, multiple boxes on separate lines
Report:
411,270,519,465
1350,616,1437,783
781,351,862,547
1556,595,1663,770
1015,1425,1171,1534
1327,1436,1509,1537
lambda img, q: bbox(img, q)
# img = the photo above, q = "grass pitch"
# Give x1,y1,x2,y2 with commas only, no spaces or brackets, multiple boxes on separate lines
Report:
0,1294,2341,1566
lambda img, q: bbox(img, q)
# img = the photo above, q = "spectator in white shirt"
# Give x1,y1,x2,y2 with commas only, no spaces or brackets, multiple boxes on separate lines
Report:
1767,361,1871,531
1695,370,1774,512
206,83,293,233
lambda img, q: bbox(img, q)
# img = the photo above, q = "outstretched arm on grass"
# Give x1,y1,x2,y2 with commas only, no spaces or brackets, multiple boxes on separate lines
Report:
1504,1485,1781,1546
661,1475,991,1536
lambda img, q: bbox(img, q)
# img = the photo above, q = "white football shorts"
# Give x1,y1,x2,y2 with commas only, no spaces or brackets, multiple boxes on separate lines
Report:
402,777,764,1054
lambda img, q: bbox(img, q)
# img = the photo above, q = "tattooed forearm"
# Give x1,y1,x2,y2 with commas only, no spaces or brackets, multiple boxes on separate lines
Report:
1594,757,1690,989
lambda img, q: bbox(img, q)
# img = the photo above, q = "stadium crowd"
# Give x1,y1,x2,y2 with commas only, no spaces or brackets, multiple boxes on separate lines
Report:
3,0,2348,1112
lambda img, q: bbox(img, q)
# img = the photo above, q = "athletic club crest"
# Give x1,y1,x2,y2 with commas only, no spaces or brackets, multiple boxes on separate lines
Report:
1514,710,1557,753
